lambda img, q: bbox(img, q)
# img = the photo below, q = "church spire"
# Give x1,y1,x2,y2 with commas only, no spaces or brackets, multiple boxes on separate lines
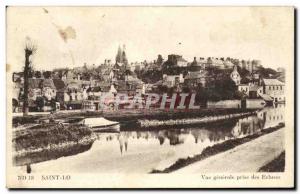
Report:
116,45,123,63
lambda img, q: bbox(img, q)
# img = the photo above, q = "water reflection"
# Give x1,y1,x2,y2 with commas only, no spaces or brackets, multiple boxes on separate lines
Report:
25,105,285,173
94,105,283,152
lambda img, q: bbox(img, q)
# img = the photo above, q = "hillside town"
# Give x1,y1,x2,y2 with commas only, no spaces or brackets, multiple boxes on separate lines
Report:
8,7,291,182
12,44,285,113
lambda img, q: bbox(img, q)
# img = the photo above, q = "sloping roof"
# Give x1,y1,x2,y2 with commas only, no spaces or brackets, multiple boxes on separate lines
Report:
263,79,284,86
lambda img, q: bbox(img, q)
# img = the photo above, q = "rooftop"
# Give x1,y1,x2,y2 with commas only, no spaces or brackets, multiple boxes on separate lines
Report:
263,79,284,86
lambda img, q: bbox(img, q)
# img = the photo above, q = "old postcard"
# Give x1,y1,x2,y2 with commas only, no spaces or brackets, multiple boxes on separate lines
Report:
6,6,294,188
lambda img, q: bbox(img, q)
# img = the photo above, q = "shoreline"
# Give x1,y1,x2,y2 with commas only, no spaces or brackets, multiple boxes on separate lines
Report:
138,111,254,128
13,108,258,127
259,151,285,172
13,123,96,166
151,123,285,173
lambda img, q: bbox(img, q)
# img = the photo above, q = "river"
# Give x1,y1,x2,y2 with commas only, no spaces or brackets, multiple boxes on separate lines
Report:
15,104,285,174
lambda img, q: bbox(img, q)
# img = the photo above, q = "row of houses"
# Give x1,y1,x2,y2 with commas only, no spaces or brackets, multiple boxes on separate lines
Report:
12,46,285,112
12,75,145,112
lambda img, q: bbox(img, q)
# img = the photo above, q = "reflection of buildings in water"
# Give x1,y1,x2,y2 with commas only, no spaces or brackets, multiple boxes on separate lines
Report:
165,130,185,145
231,116,264,138
257,105,285,128
157,131,166,145
191,129,210,143
118,132,130,154
206,129,233,142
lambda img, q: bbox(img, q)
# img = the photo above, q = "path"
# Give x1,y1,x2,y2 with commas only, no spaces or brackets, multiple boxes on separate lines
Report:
174,129,284,173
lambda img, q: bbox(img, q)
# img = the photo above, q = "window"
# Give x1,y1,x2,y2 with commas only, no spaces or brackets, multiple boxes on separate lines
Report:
269,86,271,90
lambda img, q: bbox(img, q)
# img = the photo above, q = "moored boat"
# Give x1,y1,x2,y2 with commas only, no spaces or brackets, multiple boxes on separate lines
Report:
79,117,120,132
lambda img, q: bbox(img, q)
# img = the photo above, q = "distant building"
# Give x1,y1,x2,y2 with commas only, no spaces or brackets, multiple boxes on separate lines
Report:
223,59,235,69
189,57,207,71
163,73,184,88
28,78,56,101
242,59,260,73
248,85,264,98
262,79,285,102
238,84,249,95
210,58,225,69
184,70,208,88
167,54,188,67
63,80,85,109
12,72,24,83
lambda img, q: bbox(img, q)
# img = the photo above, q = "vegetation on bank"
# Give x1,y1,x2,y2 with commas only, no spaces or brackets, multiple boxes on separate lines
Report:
13,123,93,152
259,151,285,172
14,141,93,166
13,108,256,127
151,123,285,173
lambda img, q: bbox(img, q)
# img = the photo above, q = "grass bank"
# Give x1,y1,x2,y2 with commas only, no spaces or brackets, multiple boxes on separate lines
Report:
13,123,95,166
13,108,257,128
151,123,285,173
13,123,93,152
259,151,285,172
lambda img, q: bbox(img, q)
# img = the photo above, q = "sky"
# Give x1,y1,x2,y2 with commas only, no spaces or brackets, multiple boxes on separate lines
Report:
6,7,294,71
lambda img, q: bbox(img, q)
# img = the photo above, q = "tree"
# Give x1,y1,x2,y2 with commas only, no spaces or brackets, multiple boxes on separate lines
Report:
43,71,52,79
157,54,164,66
23,38,37,116
34,71,42,78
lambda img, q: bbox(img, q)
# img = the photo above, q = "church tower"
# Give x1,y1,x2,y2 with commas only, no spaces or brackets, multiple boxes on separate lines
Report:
115,44,128,65
122,44,128,65
115,45,123,64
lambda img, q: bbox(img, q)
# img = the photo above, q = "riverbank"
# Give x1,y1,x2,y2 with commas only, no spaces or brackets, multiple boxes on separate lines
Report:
139,111,254,128
151,123,284,173
259,151,285,172
13,108,258,129
13,123,96,166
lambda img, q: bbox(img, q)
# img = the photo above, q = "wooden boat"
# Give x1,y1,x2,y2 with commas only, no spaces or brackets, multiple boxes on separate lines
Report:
79,117,120,132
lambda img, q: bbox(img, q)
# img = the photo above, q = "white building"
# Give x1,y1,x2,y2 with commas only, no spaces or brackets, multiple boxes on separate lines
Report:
262,79,285,103
163,74,184,87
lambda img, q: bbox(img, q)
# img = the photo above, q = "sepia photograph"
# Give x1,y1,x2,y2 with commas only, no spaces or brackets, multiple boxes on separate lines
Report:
5,6,295,188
